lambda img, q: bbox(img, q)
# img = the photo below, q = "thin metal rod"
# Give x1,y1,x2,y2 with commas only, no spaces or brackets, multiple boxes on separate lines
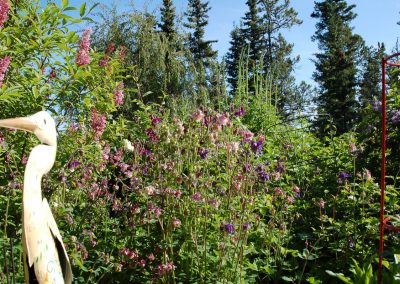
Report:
378,57,387,284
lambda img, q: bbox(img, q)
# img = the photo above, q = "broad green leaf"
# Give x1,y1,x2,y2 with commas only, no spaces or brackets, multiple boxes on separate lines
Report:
79,3,86,17
61,0,69,9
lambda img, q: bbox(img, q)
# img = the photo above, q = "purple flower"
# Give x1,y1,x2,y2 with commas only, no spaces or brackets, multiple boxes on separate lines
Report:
145,128,159,143
250,140,263,154
68,160,81,169
292,185,301,198
338,172,351,180
259,171,269,181
151,116,162,127
243,163,251,173
242,223,251,231
370,100,382,112
198,148,209,159
225,223,235,234
142,148,152,157
391,110,400,125
276,160,285,173
233,105,246,117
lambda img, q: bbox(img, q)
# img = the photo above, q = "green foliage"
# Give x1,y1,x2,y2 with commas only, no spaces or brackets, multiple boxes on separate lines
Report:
0,0,399,283
184,0,217,67
311,0,364,136
226,25,245,95
158,0,176,41
226,0,305,116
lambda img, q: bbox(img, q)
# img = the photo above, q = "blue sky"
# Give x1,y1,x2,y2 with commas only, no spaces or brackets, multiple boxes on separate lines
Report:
70,0,400,84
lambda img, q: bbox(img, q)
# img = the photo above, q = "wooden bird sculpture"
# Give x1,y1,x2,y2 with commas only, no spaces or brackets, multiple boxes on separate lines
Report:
0,111,72,283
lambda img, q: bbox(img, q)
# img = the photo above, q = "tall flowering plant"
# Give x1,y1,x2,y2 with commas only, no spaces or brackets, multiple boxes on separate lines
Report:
0,0,130,282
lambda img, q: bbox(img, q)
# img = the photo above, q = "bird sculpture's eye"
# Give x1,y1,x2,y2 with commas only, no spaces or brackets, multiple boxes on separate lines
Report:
43,119,47,125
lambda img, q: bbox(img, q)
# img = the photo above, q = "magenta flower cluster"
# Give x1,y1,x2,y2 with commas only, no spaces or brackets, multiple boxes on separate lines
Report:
0,0,9,28
76,28,92,66
156,261,175,275
114,82,124,106
0,56,10,87
91,108,106,141
99,42,117,67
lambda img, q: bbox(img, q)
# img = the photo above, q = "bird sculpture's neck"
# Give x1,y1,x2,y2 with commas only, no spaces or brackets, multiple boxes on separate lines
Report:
23,144,56,202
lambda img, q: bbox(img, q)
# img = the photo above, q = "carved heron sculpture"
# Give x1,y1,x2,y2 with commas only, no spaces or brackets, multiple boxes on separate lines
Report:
0,111,72,283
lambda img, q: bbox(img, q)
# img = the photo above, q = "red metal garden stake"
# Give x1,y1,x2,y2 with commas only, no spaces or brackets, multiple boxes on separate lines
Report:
379,52,400,284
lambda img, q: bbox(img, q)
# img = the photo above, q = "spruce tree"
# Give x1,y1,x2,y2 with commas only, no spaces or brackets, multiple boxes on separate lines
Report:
258,0,302,112
159,0,176,40
184,0,217,67
359,43,385,108
311,0,364,135
258,0,302,69
226,24,245,95
242,0,263,68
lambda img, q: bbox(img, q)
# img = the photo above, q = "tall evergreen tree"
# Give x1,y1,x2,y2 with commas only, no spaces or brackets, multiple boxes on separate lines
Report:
258,0,302,69
184,0,217,67
225,24,245,95
257,0,302,112
311,0,364,135
242,0,264,68
359,43,385,108
158,0,176,40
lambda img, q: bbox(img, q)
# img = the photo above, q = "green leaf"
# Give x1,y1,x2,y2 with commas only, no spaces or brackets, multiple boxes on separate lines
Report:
326,270,352,284
32,86,39,98
79,3,86,17
71,253,88,272
61,0,69,9
88,3,100,14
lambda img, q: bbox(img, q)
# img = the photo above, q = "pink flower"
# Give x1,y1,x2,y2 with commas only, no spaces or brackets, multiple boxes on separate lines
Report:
191,192,202,202
216,113,230,126
102,144,110,160
113,82,124,106
192,110,205,122
99,56,109,67
49,69,57,79
0,56,10,87
76,28,92,66
157,261,175,274
76,50,91,66
80,28,92,50
348,142,357,154
227,141,239,153
0,0,9,28
21,154,28,165
91,108,106,141
106,42,116,54
69,122,78,133
363,169,372,180
147,253,155,261
138,259,146,268
172,218,181,229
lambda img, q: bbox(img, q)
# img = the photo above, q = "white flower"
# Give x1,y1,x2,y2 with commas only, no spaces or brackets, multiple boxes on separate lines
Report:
123,139,134,152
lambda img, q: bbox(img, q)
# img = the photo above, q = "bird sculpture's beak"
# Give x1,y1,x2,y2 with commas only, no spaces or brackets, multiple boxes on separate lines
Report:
0,117,37,132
